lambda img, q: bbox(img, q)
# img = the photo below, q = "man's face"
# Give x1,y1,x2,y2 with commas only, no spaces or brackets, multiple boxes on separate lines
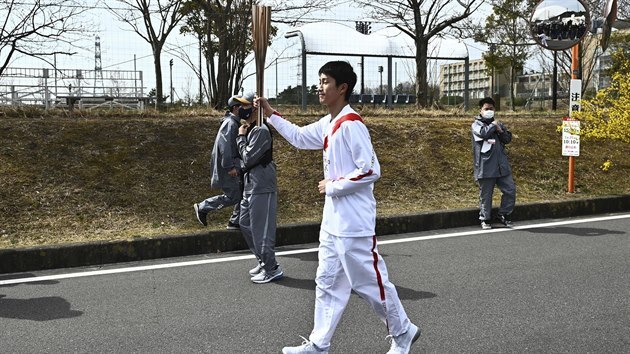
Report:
241,104,257,123
318,73,346,106
480,103,495,115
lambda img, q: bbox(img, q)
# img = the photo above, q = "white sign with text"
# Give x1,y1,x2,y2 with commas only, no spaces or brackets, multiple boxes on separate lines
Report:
562,117,580,157
569,79,582,117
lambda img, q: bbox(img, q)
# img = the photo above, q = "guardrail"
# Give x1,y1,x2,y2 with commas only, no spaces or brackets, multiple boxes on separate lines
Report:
56,95,151,110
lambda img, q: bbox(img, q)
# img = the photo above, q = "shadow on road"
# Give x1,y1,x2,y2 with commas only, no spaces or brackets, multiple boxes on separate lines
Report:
395,286,437,301
276,276,315,290
0,273,84,321
0,273,60,287
0,296,83,321
275,277,437,301
525,226,626,237
279,252,318,262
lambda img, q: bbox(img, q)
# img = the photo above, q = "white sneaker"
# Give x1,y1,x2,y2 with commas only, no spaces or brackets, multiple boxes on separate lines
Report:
251,265,283,284
282,336,328,354
386,323,421,354
249,263,263,277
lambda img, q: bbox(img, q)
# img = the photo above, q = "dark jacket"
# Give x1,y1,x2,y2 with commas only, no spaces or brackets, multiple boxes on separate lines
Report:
210,112,241,189
471,116,512,180
237,122,276,194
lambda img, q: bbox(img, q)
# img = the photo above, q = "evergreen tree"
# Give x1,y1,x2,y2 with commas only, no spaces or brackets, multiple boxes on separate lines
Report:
474,0,537,110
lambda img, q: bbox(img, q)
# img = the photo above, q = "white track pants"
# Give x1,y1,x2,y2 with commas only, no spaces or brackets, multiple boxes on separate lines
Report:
309,230,411,350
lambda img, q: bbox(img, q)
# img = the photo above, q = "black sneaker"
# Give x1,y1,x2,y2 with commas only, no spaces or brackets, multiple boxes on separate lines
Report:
497,214,513,228
481,220,492,230
226,222,240,230
193,203,207,226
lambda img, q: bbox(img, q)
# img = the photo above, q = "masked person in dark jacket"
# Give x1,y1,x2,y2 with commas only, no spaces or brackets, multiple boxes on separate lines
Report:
471,97,516,230
194,94,252,230
236,93,282,284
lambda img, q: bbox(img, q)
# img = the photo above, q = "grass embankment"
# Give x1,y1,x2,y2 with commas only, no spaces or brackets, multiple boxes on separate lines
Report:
0,107,628,249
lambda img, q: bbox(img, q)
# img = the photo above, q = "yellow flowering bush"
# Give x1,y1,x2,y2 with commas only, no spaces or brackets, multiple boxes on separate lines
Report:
599,159,614,172
572,45,630,143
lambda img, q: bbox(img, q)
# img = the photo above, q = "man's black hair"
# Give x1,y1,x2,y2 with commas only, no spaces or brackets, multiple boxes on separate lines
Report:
479,97,496,108
318,61,357,101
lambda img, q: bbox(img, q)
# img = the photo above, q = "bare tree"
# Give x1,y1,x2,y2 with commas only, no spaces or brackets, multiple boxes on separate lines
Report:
107,0,185,107
355,0,484,107
180,0,332,108
0,0,92,76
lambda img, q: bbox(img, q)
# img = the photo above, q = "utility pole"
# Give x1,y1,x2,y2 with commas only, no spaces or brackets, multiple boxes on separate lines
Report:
378,66,383,95
394,62,397,94
552,51,558,110
355,21,371,95
134,54,138,97
94,36,104,95
169,59,174,106
541,66,545,109
199,34,203,105
54,53,58,98
448,64,451,105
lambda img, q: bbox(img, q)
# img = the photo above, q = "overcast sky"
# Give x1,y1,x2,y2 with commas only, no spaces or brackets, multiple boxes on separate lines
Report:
2,1,558,102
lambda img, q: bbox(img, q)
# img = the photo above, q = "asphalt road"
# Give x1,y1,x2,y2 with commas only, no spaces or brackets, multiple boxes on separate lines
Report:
1,213,629,353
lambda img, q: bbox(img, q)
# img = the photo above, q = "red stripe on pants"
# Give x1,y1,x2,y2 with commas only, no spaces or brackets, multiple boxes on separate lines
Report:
371,235,386,301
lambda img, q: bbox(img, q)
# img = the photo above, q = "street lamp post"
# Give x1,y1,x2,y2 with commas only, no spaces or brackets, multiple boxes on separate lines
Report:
378,65,383,95
169,59,174,106
355,21,371,95
489,44,496,98
198,34,203,105
357,61,363,95
361,58,365,94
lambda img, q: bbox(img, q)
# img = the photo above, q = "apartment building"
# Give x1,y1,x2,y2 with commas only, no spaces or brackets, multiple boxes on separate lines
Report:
439,25,628,106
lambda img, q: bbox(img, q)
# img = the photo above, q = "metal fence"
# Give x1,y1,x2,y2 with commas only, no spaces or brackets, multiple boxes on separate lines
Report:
0,67,145,109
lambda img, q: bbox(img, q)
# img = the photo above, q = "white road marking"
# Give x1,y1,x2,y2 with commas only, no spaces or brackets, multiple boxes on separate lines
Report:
1,213,628,286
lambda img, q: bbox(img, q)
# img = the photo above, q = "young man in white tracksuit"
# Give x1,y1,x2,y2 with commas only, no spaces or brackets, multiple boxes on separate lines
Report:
235,93,282,284
257,61,420,354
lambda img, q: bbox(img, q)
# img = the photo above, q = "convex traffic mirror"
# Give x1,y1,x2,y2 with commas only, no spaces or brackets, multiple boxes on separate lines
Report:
530,0,590,50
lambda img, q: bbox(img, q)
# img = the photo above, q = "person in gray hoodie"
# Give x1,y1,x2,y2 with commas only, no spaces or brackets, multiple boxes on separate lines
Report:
235,93,282,284
471,97,516,230
194,94,253,230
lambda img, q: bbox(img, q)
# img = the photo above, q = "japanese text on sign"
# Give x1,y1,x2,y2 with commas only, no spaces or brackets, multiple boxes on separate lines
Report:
569,79,582,117
562,117,580,157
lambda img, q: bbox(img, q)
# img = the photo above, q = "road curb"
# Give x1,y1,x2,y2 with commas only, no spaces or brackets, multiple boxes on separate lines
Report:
1,195,629,274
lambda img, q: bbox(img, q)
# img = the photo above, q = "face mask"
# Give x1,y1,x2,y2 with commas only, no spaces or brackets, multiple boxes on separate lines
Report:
238,107,253,120
481,110,495,120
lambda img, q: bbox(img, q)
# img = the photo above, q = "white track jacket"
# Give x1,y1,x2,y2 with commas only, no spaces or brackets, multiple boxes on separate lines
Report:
268,105,380,237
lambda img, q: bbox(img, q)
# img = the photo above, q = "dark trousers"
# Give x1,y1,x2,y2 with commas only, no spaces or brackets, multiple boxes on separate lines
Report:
477,174,516,221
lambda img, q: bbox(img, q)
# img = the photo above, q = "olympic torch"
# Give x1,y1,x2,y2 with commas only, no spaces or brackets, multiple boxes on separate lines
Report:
252,5,271,127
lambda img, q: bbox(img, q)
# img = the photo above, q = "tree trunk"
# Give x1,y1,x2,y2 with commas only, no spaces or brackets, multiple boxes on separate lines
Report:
215,38,229,109
415,38,429,108
153,46,164,109
510,64,516,111
213,8,230,110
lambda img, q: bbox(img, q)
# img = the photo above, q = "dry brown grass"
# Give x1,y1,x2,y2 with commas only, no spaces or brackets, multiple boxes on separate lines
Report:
1,106,628,249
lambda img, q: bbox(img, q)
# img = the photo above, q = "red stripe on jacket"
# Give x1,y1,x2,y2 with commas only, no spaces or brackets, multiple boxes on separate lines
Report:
323,113,364,150
338,169,374,181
